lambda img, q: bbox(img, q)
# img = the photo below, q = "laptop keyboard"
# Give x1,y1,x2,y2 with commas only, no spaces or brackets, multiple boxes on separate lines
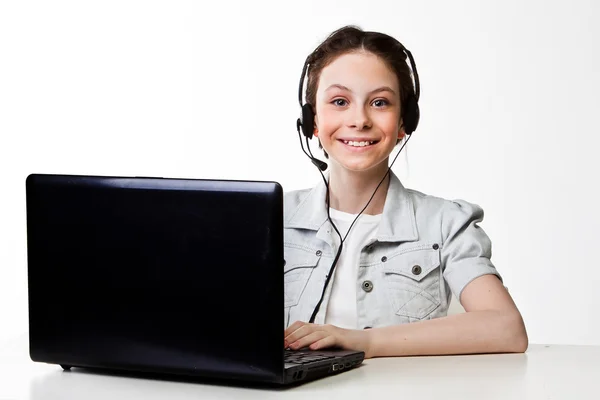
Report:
284,350,335,364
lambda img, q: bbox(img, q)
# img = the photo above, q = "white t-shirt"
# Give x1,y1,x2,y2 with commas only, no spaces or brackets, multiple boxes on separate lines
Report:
318,208,381,329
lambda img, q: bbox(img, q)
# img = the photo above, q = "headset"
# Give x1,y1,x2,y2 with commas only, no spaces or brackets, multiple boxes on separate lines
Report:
294,36,421,324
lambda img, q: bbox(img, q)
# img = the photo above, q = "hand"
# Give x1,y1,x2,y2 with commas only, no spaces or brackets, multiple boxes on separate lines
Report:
284,321,373,358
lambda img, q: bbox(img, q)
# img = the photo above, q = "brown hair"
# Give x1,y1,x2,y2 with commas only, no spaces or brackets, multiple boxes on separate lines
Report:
304,25,416,157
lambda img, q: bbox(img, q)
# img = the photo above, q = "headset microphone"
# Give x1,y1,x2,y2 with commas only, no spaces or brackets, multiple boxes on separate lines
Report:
296,117,328,171
310,158,328,171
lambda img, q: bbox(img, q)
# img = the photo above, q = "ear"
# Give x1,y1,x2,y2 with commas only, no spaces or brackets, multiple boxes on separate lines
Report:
313,114,319,137
398,122,406,141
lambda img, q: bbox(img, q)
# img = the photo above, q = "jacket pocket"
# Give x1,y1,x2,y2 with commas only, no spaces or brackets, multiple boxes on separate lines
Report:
382,246,441,319
283,245,321,308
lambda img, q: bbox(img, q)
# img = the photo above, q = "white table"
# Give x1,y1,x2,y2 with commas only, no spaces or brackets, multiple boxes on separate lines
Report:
1,334,598,399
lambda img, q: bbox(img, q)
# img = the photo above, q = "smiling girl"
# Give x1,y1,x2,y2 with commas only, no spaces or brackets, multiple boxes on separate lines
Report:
283,25,528,358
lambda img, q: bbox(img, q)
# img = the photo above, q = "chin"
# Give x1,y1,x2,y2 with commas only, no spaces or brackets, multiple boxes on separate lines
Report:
338,160,382,173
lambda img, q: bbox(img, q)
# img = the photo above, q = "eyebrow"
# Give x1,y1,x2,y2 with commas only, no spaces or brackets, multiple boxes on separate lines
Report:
324,84,396,95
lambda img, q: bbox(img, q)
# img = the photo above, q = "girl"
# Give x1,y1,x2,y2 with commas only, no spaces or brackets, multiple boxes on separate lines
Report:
283,25,528,358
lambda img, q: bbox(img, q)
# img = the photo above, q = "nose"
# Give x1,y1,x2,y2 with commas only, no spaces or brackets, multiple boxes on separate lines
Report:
348,105,372,130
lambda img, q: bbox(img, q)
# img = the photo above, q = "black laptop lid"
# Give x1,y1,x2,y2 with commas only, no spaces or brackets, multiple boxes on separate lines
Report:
26,174,284,383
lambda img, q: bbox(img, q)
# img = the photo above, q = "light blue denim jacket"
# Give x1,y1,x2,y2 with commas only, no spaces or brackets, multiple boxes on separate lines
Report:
283,171,502,329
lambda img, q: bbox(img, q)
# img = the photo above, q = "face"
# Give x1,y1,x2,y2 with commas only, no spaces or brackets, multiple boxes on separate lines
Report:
314,51,404,173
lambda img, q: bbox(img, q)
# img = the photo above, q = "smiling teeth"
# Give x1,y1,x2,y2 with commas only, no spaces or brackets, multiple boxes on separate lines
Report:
343,140,375,147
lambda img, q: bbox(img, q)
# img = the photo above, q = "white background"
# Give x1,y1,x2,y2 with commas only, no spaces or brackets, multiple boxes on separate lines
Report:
1,0,599,346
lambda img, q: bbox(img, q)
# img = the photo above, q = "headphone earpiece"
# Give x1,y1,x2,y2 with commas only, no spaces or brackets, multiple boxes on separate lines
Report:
402,95,420,135
300,104,316,139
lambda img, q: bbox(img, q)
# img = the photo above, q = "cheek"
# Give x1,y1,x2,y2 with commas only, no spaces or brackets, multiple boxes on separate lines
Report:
377,114,401,136
316,108,342,138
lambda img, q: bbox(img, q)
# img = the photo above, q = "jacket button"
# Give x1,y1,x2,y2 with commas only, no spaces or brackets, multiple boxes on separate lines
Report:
316,250,322,256
432,243,439,250
381,256,387,262
362,280,374,292
412,265,422,275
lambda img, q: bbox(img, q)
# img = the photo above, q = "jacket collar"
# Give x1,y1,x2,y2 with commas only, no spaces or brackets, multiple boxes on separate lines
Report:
285,170,418,243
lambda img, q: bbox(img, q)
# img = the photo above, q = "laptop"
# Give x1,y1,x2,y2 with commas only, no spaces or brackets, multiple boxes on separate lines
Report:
25,173,365,385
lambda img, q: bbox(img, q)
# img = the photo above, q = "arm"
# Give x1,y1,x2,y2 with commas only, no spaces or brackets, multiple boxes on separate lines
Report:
284,274,528,359
366,274,528,358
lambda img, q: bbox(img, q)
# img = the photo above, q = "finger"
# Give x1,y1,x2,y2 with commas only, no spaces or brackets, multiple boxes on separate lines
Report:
284,320,306,339
284,323,313,347
285,323,337,347
289,330,329,350
309,335,337,351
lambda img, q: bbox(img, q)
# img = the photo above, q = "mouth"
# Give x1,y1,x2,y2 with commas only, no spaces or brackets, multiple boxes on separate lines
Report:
338,139,379,149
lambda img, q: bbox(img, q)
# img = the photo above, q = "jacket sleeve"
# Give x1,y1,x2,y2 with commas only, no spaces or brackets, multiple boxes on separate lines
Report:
440,198,502,301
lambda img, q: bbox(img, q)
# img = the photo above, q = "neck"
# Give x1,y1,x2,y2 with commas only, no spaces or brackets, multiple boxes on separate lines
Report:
327,161,391,215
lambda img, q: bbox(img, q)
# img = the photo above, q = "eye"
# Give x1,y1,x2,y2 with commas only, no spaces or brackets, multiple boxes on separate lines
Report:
332,98,348,107
372,99,389,107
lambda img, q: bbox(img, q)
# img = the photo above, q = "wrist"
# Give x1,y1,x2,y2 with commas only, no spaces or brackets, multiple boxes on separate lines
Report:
361,328,375,359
